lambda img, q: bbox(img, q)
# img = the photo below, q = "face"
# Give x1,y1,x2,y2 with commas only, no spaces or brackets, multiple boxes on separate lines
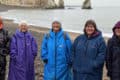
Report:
115,28,120,37
85,24,95,36
52,22,61,32
19,23,28,32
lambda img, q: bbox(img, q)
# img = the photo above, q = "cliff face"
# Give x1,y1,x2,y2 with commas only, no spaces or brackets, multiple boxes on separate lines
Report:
46,0,64,9
0,0,64,8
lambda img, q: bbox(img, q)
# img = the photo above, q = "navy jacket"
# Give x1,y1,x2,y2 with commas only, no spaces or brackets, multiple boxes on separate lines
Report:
72,31,106,80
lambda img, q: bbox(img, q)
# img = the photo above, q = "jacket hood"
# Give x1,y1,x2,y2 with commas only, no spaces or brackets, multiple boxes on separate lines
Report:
113,21,120,32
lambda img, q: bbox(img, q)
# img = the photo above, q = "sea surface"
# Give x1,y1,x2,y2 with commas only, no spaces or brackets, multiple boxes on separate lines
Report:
0,6,120,37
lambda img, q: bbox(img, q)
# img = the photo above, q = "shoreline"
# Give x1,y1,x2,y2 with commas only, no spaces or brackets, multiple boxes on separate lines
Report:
0,4,51,12
3,18,110,40
3,18,81,40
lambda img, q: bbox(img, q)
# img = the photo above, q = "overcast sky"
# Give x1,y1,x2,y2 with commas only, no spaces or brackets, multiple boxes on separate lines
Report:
65,0,120,7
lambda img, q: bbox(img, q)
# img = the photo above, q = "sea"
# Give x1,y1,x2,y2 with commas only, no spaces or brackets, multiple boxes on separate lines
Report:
0,6,120,37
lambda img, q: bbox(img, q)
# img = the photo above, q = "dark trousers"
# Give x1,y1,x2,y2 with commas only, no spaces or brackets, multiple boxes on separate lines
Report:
0,56,6,80
0,72,5,80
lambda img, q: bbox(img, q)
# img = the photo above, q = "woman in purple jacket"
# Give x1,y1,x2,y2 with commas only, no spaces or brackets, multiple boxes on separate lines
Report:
8,21,38,80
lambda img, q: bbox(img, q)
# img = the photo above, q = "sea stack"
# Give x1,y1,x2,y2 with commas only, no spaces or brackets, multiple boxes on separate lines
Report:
82,0,92,9
58,0,64,8
0,0,64,9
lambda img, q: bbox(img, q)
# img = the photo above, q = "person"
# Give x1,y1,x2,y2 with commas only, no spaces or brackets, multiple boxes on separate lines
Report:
8,21,38,80
72,20,106,80
41,21,72,80
0,17,10,80
106,21,120,80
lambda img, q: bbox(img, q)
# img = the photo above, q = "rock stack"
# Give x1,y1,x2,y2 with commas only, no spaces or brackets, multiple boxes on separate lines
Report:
82,0,92,9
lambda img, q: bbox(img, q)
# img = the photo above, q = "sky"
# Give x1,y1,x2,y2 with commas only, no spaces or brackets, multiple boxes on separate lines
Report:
65,0,120,7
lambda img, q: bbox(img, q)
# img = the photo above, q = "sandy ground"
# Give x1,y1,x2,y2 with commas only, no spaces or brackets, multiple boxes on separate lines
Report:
0,4,110,80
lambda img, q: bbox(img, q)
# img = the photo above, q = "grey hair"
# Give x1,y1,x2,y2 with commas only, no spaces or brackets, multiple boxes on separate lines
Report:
19,21,28,27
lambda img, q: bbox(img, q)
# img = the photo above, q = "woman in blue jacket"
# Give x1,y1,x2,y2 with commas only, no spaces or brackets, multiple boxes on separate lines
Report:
106,21,120,80
72,20,106,80
41,21,72,80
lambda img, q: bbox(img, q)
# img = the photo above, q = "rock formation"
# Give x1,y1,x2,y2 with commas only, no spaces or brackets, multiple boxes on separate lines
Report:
45,0,64,9
0,0,64,8
58,0,64,8
82,0,92,9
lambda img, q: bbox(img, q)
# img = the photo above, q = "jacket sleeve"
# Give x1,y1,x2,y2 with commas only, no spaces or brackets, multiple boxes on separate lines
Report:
106,39,112,77
41,35,48,61
1,30,10,56
71,36,79,64
10,35,17,60
65,33,72,65
93,38,106,68
6,30,10,55
31,37,38,57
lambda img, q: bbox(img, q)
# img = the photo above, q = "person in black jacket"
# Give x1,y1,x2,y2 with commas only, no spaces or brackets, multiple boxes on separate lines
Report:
0,17,10,80
106,21,120,80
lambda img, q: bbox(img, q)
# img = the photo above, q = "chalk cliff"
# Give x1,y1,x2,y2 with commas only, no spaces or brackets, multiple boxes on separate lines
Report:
0,0,64,8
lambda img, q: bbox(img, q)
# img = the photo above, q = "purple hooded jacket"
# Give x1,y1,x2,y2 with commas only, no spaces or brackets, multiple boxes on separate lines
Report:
8,30,38,80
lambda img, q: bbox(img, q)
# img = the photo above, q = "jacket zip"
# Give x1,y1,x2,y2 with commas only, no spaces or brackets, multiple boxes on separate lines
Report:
55,33,57,80
24,33,27,79
85,39,89,56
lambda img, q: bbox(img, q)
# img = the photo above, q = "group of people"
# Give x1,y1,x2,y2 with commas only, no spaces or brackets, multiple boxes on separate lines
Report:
0,16,120,80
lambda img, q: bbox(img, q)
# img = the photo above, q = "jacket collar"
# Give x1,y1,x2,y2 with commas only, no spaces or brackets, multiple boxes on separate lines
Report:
49,28,64,39
112,35,120,43
84,30,102,40
15,29,31,38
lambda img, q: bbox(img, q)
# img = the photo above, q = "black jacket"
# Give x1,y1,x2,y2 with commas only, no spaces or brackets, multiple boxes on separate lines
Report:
0,29,10,55
106,35,120,77
0,29,10,70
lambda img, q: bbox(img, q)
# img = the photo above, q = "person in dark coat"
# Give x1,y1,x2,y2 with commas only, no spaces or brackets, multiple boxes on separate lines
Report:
106,21,120,80
8,21,38,80
72,20,106,80
0,17,10,80
41,21,72,80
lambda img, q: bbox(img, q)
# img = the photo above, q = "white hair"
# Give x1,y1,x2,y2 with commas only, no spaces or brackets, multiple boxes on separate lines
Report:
19,20,28,27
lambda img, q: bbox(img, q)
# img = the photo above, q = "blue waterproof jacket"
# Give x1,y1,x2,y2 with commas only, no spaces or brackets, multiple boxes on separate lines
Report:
41,29,72,80
72,31,106,80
